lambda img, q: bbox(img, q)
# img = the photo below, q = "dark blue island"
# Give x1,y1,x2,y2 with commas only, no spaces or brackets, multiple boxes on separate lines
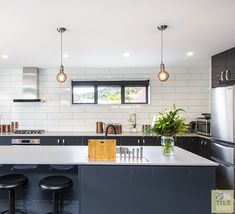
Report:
0,146,217,214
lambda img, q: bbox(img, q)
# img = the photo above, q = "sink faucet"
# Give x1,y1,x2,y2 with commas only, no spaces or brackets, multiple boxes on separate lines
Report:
105,124,117,139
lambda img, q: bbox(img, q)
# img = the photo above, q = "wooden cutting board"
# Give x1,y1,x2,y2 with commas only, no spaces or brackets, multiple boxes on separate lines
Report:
88,139,116,161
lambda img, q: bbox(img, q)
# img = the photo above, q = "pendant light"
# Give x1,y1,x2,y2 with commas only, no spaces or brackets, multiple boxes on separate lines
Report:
157,25,169,82
56,27,67,83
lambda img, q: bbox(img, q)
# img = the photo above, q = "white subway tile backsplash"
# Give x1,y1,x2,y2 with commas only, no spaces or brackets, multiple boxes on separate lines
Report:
188,106,209,113
151,86,175,93
175,87,201,94
23,113,47,120
178,74,202,80
48,112,73,120
188,80,209,86
0,67,210,130
11,107,35,113
163,94,188,100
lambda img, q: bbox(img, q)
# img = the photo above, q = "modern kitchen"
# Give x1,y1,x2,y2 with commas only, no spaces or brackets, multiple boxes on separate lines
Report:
0,0,234,214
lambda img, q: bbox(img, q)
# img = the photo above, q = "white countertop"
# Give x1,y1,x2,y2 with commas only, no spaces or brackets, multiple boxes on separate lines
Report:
0,131,211,139
0,146,217,166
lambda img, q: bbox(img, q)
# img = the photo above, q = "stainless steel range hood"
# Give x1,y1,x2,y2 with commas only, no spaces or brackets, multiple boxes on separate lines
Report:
13,67,41,102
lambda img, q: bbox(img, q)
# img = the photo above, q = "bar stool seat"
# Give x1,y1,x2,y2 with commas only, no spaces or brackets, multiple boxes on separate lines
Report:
0,174,27,189
0,174,28,214
40,176,72,192
39,176,73,214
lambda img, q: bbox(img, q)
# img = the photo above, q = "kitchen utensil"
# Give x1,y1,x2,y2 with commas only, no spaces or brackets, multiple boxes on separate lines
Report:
137,148,139,159
6,125,11,133
142,124,151,132
140,147,143,160
96,122,104,133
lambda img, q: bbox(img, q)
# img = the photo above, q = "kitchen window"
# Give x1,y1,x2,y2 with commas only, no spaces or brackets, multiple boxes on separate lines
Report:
72,80,149,104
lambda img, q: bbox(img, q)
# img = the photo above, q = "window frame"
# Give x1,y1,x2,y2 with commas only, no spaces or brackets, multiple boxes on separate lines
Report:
71,80,149,104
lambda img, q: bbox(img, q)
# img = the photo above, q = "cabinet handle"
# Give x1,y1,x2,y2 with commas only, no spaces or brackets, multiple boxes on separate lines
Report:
62,139,65,145
220,71,225,82
201,141,204,145
225,70,231,81
204,142,207,146
57,139,60,145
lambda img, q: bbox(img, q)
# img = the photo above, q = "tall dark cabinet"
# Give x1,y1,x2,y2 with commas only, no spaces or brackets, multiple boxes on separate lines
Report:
212,47,235,88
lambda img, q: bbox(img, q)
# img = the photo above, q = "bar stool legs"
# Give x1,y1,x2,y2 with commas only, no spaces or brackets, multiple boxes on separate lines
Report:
39,175,73,214
1,189,26,214
0,174,28,214
9,189,15,214
1,189,27,214
53,192,59,214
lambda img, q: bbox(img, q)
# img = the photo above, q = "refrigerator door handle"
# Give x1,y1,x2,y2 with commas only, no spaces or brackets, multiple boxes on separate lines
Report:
214,142,233,150
211,156,233,167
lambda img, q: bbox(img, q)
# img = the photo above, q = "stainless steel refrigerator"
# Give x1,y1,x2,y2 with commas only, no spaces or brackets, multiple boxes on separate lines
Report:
211,85,235,190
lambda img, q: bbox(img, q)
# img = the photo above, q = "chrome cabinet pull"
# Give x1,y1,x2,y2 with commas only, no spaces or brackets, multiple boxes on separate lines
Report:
220,70,225,82
225,69,231,81
57,139,60,145
62,139,65,145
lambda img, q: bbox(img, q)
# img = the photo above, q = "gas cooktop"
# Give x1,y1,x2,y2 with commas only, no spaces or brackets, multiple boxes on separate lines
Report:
14,130,45,134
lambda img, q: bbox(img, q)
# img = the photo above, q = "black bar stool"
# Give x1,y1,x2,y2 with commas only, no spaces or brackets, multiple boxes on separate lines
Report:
0,174,28,214
39,176,73,214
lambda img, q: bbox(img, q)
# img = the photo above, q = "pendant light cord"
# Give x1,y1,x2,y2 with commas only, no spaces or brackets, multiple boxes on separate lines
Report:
60,30,63,66
161,29,163,65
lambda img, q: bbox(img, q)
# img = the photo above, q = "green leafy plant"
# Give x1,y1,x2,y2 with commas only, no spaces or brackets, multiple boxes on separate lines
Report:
145,104,189,137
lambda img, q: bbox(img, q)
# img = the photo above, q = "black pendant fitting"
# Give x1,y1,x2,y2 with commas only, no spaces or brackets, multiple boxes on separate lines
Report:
57,27,67,33
157,25,168,31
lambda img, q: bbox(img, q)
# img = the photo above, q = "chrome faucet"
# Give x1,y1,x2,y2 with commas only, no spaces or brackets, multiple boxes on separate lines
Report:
105,124,117,139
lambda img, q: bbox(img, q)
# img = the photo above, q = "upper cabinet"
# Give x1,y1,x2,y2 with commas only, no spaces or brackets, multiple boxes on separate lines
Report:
212,47,235,88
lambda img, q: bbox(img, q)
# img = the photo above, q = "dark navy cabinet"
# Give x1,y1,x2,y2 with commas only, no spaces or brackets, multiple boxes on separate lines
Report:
40,136,82,145
198,137,211,159
175,137,199,154
143,136,160,146
212,51,227,88
121,136,160,146
0,136,11,145
0,135,212,159
212,47,235,88
82,136,121,145
121,136,142,145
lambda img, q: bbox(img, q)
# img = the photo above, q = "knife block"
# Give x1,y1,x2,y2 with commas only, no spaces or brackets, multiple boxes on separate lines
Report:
88,139,116,161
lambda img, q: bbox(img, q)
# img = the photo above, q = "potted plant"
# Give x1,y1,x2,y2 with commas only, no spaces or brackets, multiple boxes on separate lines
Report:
145,104,189,156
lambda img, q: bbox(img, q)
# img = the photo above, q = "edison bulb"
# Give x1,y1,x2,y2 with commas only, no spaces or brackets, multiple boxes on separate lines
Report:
57,65,67,83
157,64,169,82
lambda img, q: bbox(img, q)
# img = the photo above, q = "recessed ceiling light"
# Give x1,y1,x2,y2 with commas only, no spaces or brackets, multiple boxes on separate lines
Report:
1,54,8,59
63,54,69,58
123,52,130,57
186,51,194,56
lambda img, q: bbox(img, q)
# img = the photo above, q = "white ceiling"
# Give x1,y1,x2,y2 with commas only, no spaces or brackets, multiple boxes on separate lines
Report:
0,0,235,68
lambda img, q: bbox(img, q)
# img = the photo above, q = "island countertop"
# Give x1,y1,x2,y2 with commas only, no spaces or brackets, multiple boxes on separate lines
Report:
0,145,217,166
